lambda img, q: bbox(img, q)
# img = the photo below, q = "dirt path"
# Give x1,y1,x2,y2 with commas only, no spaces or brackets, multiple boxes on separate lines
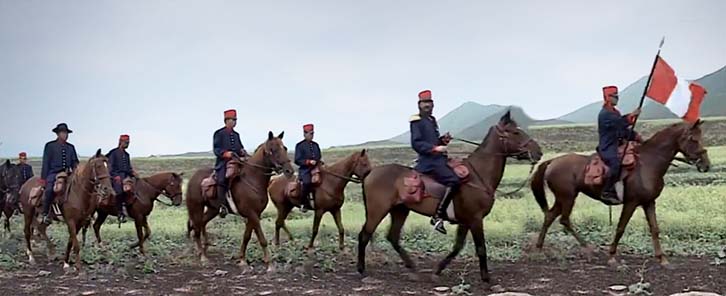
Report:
1,251,723,296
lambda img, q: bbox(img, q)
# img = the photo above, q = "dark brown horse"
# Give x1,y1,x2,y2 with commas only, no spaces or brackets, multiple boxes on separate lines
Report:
187,131,294,270
81,172,184,255
357,112,543,283
61,149,115,272
268,149,371,250
531,120,710,267
0,160,22,235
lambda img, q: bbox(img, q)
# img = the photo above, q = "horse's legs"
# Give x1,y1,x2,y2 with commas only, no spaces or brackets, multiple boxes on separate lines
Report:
643,201,668,266
23,210,36,264
386,206,415,270
69,220,83,272
308,209,324,250
274,204,293,246
536,203,562,249
251,217,272,271
143,217,151,241
38,224,55,260
435,225,468,275
238,221,254,267
130,219,145,255
189,206,207,263
608,202,638,265
558,197,588,247
470,220,490,283
357,204,389,275
331,208,345,250
93,212,108,245
4,211,10,234
202,207,219,246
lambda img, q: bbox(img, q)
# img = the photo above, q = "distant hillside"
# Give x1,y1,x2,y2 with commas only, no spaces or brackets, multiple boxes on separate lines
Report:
697,66,726,117
457,106,536,141
389,102,507,143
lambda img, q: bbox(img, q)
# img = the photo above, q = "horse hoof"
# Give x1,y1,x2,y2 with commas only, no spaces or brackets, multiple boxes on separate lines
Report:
266,264,276,274
660,260,673,270
28,257,36,265
62,262,72,273
238,261,252,273
607,257,619,266
200,256,209,266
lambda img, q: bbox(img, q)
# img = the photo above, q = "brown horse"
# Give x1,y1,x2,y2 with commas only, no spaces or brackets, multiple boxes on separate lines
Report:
20,175,71,264
62,149,115,272
357,112,543,283
81,172,184,255
268,149,372,250
186,131,294,270
531,120,710,267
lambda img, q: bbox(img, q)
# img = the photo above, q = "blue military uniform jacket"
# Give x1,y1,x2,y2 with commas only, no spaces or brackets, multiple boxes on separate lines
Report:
18,163,33,185
106,148,133,179
410,114,448,173
41,140,79,181
213,127,245,170
597,107,638,158
295,140,321,184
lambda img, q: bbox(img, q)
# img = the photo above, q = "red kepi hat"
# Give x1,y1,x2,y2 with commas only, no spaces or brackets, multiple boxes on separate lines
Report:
303,124,314,132
120,134,130,141
224,109,237,119
19,152,27,159
602,86,619,101
418,90,432,102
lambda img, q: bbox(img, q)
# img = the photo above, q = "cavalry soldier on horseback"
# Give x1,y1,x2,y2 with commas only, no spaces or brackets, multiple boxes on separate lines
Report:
598,85,641,204
294,123,322,212
17,152,33,186
40,123,79,225
107,134,137,223
410,89,459,234
212,109,248,218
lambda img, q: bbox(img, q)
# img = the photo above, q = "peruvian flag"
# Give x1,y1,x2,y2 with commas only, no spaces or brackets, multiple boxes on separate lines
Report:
646,56,708,122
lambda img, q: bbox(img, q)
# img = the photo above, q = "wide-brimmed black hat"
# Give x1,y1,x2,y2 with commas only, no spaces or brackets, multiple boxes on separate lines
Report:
52,123,73,134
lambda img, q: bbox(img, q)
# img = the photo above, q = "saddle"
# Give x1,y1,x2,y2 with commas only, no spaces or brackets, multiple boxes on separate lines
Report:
400,158,471,204
200,160,243,200
584,141,639,186
29,172,69,208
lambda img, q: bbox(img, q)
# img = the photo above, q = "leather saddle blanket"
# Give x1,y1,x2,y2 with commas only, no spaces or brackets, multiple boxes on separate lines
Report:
201,173,217,200
400,158,471,204
584,141,639,186
29,172,69,208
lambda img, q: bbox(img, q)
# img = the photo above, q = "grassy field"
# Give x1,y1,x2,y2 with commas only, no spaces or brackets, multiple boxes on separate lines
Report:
1,121,725,274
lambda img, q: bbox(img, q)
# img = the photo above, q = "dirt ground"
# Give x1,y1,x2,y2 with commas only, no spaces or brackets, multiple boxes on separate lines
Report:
1,248,723,296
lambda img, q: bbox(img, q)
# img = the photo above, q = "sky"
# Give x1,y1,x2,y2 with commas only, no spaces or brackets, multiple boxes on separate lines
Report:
1,0,725,157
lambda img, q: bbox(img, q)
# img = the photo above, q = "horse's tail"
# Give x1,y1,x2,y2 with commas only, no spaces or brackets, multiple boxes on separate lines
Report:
531,159,552,213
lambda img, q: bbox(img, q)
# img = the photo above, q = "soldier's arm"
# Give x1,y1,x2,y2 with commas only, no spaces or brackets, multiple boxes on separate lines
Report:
294,143,306,167
410,121,435,155
236,134,247,156
313,143,322,162
40,143,51,182
71,148,79,170
212,130,226,159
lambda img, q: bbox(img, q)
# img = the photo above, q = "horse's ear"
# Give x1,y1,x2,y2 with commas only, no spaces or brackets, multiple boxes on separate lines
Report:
178,172,184,177
277,131,285,140
499,110,512,125
3,159,10,166
95,149,102,158
268,131,274,141
360,149,367,157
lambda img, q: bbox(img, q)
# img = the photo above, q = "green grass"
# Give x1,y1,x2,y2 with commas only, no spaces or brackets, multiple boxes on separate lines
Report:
1,143,725,272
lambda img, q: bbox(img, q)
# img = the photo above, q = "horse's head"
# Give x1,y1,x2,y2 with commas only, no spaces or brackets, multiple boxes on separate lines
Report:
88,149,115,199
0,160,22,204
262,131,295,177
352,149,372,179
162,172,184,206
677,120,710,172
494,111,543,163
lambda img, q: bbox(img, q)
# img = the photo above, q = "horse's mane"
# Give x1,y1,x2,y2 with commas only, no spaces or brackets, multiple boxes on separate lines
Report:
643,122,687,147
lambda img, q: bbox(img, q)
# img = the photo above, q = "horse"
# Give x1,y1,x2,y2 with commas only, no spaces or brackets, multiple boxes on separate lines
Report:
530,120,710,267
61,149,115,272
81,172,184,255
357,111,543,283
21,175,71,264
268,149,371,250
0,160,22,235
186,131,294,270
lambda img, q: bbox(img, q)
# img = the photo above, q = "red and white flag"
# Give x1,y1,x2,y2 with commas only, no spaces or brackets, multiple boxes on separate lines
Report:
646,56,708,122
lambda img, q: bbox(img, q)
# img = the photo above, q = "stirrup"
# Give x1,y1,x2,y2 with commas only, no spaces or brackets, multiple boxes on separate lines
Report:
219,205,228,218
432,218,447,234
